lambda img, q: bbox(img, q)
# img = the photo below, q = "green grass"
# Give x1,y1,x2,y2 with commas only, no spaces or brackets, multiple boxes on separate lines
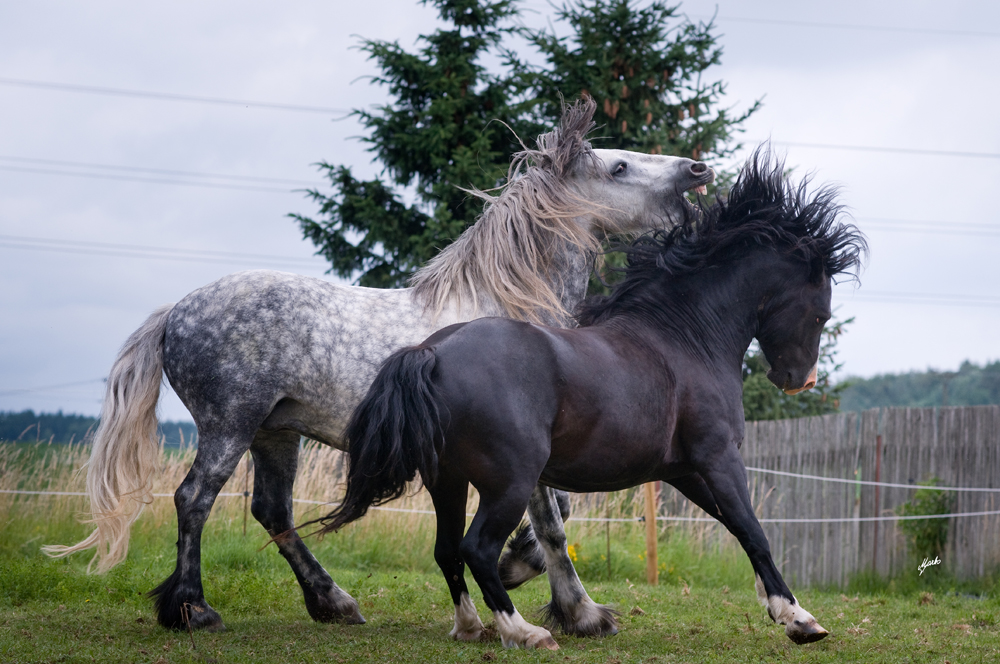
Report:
3,506,999,663
3,441,1000,662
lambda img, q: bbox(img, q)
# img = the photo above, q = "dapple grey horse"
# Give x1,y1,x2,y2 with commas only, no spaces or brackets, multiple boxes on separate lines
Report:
46,99,714,635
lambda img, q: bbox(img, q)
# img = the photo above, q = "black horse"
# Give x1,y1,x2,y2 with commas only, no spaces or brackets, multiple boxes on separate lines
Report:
318,152,866,649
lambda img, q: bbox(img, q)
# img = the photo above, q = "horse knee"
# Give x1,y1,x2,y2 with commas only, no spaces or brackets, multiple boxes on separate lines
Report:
435,540,463,571
460,536,500,577
250,494,286,532
173,477,199,511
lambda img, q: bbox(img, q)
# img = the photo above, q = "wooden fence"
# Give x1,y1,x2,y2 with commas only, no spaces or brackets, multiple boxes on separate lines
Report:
658,406,1000,587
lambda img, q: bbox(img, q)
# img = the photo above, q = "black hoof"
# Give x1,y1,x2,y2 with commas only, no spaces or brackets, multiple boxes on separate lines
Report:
184,603,226,632
304,592,366,624
152,596,224,632
149,571,225,631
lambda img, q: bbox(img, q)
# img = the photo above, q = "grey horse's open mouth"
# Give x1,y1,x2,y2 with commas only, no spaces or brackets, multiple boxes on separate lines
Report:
681,169,716,213
688,168,716,196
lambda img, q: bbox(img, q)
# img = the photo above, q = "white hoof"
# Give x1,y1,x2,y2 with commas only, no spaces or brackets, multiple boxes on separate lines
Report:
449,593,484,642
755,575,829,644
494,609,559,650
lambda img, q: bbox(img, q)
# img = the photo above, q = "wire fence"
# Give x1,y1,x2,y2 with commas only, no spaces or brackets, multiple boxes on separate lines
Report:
4,463,1000,523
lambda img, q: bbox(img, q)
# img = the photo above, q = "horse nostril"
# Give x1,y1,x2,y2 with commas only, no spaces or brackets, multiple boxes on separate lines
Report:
690,162,708,174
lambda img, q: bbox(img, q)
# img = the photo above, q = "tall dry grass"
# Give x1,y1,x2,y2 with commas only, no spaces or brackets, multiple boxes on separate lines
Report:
1,439,751,585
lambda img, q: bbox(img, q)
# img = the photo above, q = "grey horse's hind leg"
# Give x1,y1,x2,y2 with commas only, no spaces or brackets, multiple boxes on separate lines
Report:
528,486,618,637
150,432,250,631
498,488,572,589
249,431,364,624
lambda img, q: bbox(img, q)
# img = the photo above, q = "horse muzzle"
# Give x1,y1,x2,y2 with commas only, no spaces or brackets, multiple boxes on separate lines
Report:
781,364,818,395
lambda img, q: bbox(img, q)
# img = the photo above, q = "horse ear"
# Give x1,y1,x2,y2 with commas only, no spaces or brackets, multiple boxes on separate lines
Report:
552,98,597,173
809,256,826,284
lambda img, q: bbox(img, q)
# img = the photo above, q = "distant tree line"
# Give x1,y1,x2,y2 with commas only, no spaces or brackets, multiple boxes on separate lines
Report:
0,410,198,447
838,360,1000,412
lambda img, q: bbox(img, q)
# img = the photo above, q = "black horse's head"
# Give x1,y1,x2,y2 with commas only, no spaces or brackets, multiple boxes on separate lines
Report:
720,149,867,393
755,261,832,394
578,147,867,395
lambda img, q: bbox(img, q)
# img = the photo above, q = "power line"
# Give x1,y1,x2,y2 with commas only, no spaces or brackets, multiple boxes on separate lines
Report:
4,75,996,160
0,165,302,193
0,156,323,187
0,378,105,397
2,233,996,310
755,141,1000,160
700,15,1000,39
0,234,327,269
859,217,1000,230
0,77,351,115
856,218,1000,239
10,156,999,240
837,290,1000,308
519,1,1000,38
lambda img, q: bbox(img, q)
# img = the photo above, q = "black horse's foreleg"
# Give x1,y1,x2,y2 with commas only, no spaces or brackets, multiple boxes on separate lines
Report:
427,470,483,641
461,484,559,650
666,473,730,529
150,438,247,631
694,446,827,644
526,486,618,637
249,431,364,624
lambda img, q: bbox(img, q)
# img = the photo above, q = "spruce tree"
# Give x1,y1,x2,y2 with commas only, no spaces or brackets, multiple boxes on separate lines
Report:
521,0,757,160
293,0,757,288
291,0,539,288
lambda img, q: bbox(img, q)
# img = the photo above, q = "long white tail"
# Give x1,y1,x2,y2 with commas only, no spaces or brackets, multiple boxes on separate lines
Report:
43,304,174,572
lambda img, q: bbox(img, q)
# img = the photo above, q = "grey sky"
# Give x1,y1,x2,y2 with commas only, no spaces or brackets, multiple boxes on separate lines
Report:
1,0,998,421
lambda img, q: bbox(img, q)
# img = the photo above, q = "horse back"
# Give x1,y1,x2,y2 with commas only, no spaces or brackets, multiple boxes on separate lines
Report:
161,270,438,441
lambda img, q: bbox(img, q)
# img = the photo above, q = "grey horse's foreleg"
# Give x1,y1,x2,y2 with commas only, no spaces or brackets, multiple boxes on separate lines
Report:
250,431,364,624
525,486,618,637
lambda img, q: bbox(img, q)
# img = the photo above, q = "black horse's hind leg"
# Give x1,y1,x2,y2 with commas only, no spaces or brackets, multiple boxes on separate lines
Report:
249,430,364,624
526,486,618,637
461,481,559,650
150,434,249,631
694,445,827,644
427,470,484,641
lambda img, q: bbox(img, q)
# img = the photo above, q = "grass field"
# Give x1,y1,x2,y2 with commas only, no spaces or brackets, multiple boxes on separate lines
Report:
2,441,999,663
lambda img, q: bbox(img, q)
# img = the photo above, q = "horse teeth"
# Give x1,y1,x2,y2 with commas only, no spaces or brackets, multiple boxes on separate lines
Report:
695,185,708,195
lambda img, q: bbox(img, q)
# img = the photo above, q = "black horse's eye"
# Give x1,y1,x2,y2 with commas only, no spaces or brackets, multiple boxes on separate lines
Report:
613,162,627,176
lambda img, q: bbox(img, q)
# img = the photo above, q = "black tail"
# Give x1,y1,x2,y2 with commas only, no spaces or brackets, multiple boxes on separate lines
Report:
313,346,446,535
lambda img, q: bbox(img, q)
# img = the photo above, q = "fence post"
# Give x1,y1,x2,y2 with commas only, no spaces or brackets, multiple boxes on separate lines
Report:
872,433,882,571
643,482,658,585
242,452,252,537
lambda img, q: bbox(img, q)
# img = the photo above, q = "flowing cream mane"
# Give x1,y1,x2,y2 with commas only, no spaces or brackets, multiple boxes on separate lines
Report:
410,99,606,324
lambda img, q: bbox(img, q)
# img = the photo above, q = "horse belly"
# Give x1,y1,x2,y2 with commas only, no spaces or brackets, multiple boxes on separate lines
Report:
541,438,678,493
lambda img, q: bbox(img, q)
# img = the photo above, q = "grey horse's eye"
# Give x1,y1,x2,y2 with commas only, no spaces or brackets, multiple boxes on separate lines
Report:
613,162,627,176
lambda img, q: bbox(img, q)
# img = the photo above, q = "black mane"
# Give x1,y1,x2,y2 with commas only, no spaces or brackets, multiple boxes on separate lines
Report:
578,148,868,326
